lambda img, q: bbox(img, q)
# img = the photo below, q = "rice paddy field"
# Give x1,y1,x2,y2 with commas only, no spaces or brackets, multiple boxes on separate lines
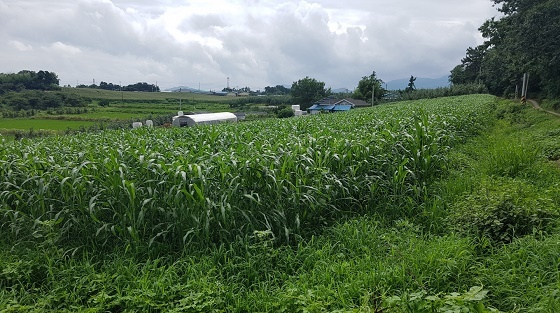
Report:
1,94,560,312
0,88,234,137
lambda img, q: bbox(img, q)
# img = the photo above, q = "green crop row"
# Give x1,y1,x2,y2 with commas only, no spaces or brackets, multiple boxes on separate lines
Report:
0,95,495,252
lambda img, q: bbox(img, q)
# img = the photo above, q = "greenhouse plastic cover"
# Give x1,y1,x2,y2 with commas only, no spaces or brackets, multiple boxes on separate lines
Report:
186,112,237,123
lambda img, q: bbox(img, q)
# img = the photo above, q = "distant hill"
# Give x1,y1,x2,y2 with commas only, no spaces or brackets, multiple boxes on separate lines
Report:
386,76,450,90
164,86,212,93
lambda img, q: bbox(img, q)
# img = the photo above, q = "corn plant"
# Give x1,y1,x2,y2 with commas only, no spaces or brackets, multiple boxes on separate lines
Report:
0,94,496,250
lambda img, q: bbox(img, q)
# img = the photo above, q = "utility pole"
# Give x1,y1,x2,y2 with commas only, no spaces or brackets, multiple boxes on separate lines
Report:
521,73,529,103
371,82,375,106
521,73,526,98
524,73,530,98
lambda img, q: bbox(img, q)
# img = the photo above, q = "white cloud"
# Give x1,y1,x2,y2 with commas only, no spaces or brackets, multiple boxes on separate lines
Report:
47,42,82,54
0,0,499,90
9,40,33,51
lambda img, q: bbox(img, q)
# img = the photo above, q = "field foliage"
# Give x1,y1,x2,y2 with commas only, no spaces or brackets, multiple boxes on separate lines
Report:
1,94,559,312
0,95,493,251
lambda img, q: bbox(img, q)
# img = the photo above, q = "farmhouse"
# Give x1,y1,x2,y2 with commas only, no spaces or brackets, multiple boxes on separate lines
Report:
336,98,370,108
308,97,370,114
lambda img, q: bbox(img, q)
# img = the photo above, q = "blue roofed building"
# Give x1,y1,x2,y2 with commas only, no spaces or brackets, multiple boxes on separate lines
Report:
308,97,370,114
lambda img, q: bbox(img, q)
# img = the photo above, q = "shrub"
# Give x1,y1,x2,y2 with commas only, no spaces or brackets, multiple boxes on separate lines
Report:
447,179,559,244
276,106,294,118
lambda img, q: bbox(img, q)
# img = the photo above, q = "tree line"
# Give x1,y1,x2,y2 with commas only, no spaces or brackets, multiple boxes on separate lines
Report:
449,0,560,99
0,70,88,111
0,70,60,94
220,85,290,95
77,81,160,92
0,90,87,111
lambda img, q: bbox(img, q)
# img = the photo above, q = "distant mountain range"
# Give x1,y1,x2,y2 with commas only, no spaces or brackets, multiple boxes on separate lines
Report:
165,76,451,95
331,88,351,94
332,75,451,94
386,75,450,90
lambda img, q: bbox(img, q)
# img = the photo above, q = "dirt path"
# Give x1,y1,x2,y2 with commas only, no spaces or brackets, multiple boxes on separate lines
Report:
528,99,560,117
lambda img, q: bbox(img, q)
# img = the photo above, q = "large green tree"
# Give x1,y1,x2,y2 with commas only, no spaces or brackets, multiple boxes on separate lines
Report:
449,46,486,85
264,85,290,95
291,77,330,110
352,71,384,104
123,82,160,92
450,0,560,98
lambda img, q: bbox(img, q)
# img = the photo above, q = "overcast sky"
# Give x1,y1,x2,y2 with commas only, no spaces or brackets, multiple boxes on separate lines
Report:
0,0,499,91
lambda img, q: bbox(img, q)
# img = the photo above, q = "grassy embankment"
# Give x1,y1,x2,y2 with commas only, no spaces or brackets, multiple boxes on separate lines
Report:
1,95,559,312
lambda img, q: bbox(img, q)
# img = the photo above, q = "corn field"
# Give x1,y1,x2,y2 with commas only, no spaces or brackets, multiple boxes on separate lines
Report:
0,95,495,250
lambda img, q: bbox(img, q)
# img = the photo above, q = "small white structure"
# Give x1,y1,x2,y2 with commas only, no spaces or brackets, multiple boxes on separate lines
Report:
294,110,303,116
291,105,300,111
172,111,184,122
172,112,238,127
145,120,154,127
132,122,143,128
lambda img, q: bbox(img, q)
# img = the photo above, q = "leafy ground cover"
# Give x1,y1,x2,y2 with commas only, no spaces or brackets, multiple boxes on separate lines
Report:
1,95,559,312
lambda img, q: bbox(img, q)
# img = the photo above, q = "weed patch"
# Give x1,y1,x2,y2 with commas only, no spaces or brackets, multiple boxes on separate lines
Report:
447,178,558,244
